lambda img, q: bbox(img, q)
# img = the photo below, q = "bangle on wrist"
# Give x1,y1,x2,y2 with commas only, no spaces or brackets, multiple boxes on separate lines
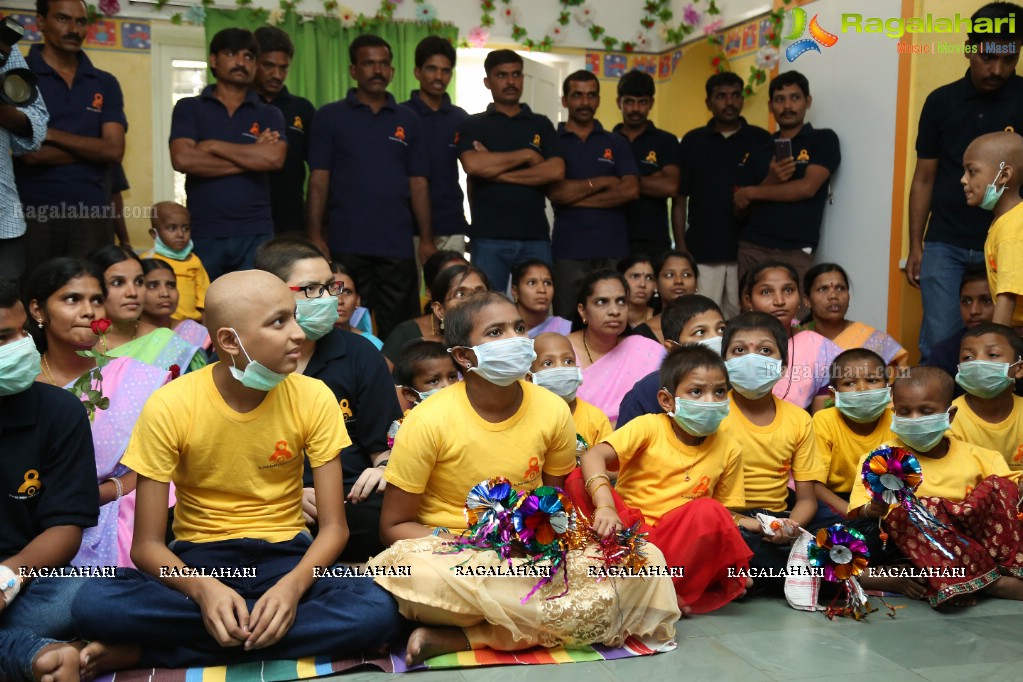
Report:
590,481,612,499
594,504,615,513
107,476,123,500
584,473,610,491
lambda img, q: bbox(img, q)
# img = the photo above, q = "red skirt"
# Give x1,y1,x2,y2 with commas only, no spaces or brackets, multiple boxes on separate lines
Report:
886,475,1023,606
566,469,752,614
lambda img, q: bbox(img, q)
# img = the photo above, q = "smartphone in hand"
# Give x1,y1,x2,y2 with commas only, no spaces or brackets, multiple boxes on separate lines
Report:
774,138,792,162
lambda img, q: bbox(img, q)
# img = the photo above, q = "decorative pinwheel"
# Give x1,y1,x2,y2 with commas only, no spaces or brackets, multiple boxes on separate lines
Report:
862,446,923,506
807,524,875,620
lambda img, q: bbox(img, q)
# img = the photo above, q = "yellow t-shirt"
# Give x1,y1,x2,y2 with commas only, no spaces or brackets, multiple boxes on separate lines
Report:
848,438,1021,511
813,407,896,494
385,381,577,532
950,394,1023,471
141,249,210,322
573,398,612,451
719,393,826,512
984,200,1023,327
122,365,351,543
605,413,744,526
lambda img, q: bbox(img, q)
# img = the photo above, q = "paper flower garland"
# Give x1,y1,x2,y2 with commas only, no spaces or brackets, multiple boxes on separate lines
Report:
337,5,358,28
755,46,780,70
415,2,437,22
467,25,490,47
807,524,876,620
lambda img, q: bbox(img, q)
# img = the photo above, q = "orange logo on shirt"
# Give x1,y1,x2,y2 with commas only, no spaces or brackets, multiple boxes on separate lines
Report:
531,134,541,148
797,148,810,162
269,440,294,462
989,253,998,271
292,116,303,130
91,93,103,110
1014,444,1023,464
339,398,353,421
603,148,613,161
645,150,657,163
778,461,792,476
395,126,406,141
522,456,540,482
17,470,41,496
691,475,711,498
453,131,460,144
250,122,261,136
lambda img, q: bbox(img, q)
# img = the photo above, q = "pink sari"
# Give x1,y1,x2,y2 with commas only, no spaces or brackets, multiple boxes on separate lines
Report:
174,319,211,351
773,330,841,410
577,335,666,426
66,357,170,569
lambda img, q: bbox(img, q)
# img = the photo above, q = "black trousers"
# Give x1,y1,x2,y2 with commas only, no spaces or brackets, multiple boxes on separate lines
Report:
334,253,419,340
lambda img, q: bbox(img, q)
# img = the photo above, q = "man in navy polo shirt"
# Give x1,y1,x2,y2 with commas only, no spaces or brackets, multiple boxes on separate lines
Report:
613,70,679,259
733,71,841,286
308,34,434,340
253,27,316,238
169,28,287,281
15,0,126,280
676,72,770,319
403,35,469,255
456,49,565,292
548,70,638,317
905,2,1023,361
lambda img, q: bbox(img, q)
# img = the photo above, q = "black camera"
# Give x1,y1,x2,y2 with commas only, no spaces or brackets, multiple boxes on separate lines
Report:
0,16,39,106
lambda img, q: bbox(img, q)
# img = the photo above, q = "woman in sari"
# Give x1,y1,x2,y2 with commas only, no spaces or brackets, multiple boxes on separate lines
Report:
87,245,206,374
617,254,656,330
140,258,211,352
368,292,679,664
511,259,571,337
26,258,169,567
569,270,667,425
800,263,909,369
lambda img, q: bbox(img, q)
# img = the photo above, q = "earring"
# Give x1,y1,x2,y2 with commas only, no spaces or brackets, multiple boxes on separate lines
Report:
36,319,43,329
440,318,445,331
581,317,587,325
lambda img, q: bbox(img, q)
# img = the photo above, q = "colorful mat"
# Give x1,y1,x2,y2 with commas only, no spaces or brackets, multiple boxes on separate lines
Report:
95,636,674,680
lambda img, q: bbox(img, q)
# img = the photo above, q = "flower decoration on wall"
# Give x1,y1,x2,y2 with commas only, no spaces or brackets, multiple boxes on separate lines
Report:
468,25,490,47
633,31,650,50
549,22,567,44
575,3,595,25
682,3,701,26
98,0,120,17
184,4,205,25
754,45,780,70
337,4,358,28
499,4,518,24
267,8,285,25
415,2,436,22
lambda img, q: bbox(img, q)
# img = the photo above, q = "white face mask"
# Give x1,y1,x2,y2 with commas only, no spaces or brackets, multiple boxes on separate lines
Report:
457,336,536,387
697,336,723,356
532,366,584,402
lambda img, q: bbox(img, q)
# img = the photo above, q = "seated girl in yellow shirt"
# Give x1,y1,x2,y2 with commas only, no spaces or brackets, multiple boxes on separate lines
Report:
570,344,752,615
529,332,611,462
849,366,1023,608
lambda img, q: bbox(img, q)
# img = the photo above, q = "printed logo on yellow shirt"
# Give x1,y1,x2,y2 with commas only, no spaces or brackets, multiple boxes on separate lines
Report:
691,475,711,498
522,456,541,483
989,253,998,272
10,469,42,499
270,441,294,463
1014,444,1023,465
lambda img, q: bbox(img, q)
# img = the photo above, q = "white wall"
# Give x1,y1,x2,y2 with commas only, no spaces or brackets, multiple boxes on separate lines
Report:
782,0,901,332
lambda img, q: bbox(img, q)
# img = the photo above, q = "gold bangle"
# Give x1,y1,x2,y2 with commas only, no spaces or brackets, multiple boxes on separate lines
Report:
594,504,616,513
590,481,612,499
585,473,610,491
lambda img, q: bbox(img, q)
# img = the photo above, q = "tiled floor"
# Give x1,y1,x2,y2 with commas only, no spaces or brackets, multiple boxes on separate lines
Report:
323,596,1023,681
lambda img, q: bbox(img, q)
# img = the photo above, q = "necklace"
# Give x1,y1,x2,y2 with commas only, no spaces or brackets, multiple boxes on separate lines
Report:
582,329,594,364
669,423,702,481
41,353,57,386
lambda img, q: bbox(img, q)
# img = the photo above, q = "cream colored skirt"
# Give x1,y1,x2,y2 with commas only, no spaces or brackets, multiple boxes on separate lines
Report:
367,535,680,651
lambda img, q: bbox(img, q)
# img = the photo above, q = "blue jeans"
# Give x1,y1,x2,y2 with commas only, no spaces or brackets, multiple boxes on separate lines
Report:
192,233,272,282
72,534,404,668
470,238,551,294
919,241,984,362
0,577,88,681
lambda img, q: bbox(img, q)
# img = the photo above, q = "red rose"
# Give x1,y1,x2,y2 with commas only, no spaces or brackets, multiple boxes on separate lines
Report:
91,319,112,335
168,364,181,380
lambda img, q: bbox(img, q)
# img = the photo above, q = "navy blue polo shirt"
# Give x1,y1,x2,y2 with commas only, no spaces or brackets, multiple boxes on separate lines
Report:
301,329,402,487
679,118,772,263
170,85,285,239
613,122,680,252
308,90,429,259
0,383,99,561
551,120,638,259
917,71,1023,250
616,369,660,428
262,86,316,234
403,91,469,236
736,123,841,250
456,103,562,242
15,44,126,209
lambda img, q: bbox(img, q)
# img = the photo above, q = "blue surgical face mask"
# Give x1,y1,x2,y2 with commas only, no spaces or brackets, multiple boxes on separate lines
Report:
980,161,1007,211
153,234,194,260
532,366,584,402
669,395,730,437
891,410,950,453
459,336,536,387
724,354,783,399
296,296,339,341
227,328,289,392
0,335,41,396
833,387,890,424
955,359,1017,399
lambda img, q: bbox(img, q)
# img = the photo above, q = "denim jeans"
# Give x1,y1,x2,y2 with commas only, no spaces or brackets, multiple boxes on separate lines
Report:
470,238,552,295
192,233,272,282
919,241,984,362
0,576,89,681
72,534,404,668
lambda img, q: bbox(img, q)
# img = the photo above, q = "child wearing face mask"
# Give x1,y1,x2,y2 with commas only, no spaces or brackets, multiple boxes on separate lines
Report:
812,349,896,520
529,332,610,459
848,366,1023,608
140,202,209,324
949,323,1023,469
569,345,751,615
718,312,826,593
389,341,461,446
962,131,1023,327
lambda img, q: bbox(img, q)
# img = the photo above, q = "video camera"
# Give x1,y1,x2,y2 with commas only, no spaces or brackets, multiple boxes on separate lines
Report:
0,17,39,107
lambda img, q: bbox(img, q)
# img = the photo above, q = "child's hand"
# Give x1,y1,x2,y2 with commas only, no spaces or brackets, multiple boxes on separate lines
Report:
592,507,623,538
301,487,318,525
765,518,800,545
246,579,301,650
348,466,387,504
195,580,250,647
865,498,889,520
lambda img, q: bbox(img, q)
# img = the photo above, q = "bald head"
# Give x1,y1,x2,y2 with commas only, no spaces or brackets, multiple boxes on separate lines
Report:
205,270,294,345
892,366,955,407
965,131,1023,181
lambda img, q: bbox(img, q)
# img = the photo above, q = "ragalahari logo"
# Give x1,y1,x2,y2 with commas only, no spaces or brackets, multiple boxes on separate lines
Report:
782,7,838,62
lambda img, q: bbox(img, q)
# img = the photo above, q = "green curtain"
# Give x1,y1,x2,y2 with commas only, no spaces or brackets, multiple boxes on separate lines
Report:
204,9,458,108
